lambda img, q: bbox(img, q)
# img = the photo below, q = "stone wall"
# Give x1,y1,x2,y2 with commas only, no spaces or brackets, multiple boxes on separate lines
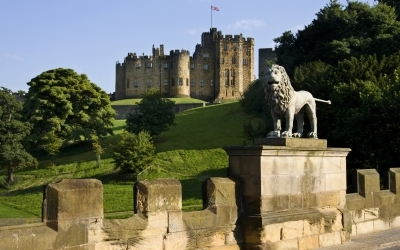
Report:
112,102,205,120
0,177,240,250
346,168,400,235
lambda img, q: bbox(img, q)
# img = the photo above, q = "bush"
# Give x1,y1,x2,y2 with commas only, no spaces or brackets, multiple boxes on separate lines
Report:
112,131,156,179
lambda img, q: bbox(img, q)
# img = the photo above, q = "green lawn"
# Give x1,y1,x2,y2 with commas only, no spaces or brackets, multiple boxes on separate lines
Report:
111,97,205,106
0,101,256,219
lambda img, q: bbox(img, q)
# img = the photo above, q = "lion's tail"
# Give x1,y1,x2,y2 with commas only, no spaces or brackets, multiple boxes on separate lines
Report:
314,98,331,104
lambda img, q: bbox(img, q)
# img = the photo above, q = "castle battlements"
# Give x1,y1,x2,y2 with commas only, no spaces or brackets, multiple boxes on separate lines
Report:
115,28,255,101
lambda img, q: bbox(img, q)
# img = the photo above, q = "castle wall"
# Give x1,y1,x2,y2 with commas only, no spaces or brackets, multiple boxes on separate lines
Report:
114,28,255,102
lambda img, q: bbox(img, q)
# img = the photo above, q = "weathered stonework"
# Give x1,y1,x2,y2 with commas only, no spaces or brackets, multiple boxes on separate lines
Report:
115,28,255,102
224,142,351,249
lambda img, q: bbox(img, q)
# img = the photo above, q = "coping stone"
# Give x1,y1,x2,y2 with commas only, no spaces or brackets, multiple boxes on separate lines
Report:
254,138,327,148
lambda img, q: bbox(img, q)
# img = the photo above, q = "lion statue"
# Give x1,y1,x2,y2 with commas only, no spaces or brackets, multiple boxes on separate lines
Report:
263,64,331,139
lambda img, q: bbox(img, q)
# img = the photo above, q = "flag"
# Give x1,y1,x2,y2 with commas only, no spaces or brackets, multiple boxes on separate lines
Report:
211,5,219,11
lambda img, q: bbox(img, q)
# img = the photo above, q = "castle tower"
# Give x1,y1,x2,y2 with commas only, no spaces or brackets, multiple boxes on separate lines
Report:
169,49,190,98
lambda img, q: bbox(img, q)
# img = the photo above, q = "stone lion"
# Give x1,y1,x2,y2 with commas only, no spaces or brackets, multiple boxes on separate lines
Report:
263,64,331,139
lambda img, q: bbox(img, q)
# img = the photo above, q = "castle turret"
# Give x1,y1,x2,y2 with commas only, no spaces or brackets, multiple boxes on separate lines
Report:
169,49,190,97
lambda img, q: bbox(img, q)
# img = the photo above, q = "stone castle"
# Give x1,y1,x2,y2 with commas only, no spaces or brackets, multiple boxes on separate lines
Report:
115,28,255,102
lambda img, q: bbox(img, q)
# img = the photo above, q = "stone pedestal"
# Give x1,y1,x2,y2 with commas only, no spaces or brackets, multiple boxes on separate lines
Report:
224,138,351,249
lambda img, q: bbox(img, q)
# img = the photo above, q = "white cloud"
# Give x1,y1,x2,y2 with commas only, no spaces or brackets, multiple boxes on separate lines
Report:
228,19,265,30
4,53,24,61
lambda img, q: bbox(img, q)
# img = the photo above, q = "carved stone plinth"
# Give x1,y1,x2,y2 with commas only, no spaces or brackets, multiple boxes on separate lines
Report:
224,139,351,249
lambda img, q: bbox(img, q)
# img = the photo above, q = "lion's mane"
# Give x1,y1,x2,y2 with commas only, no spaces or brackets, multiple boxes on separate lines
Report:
264,65,295,117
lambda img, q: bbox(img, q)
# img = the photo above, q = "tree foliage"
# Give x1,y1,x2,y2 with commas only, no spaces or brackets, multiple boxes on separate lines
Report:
241,1,400,179
22,68,115,154
112,131,156,178
125,88,175,137
0,87,37,184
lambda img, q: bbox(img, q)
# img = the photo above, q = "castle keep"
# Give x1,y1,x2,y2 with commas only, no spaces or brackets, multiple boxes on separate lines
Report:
115,28,255,101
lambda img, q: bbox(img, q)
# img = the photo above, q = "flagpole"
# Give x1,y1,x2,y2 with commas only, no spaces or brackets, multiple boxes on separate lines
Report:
211,5,212,28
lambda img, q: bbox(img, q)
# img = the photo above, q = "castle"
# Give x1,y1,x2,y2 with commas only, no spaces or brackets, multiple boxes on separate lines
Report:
115,28,255,102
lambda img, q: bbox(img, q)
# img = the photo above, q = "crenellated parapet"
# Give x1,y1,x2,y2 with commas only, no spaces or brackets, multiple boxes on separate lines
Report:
346,168,400,235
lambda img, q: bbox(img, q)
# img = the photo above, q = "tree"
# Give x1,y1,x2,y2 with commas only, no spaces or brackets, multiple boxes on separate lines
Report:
0,87,37,184
22,68,116,154
125,88,175,137
112,131,156,179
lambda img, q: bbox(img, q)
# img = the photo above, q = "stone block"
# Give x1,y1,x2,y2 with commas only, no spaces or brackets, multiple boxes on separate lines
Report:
261,175,279,196
364,208,379,221
303,219,321,236
311,175,326,193
255,138,327,148
338,208,352,233
207,178,237,207
351,223,357,236
249,156,261,175
356,220,374,235
325,173,346,191
389,203,400,217
317,191,341,207
374,190,395,207
213,206,238,226
225,225,243,245
146,211,168,230
318,232,341,248
261,223,282,243
229,156,241,176
136,178,181,213
182,209,217,230
163,231,192,250
208,245,241,250
168,210,184,233
373,219,390,232
275,239,298,250
319,156,342,174
346,193,365,210
351,209,364,223
289,194,303,210
380,205,390,218
242,176,261,197
261,195,289,212
298,235,319,250
282,220,304,240
357,169,380,198
243,195,262,214
240,156,251,175
389,168,400,194
303,192,318,209
196,228,227,248
390,216,400,228
340,231,351,243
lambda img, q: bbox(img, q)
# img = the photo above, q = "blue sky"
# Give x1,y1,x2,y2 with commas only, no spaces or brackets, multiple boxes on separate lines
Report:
1,0,375,94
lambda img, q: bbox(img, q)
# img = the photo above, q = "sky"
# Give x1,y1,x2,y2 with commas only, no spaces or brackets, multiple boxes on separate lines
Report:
1,0,375,94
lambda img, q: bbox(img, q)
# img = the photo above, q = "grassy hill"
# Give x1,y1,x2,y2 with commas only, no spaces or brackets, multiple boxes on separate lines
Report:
0,102,256,219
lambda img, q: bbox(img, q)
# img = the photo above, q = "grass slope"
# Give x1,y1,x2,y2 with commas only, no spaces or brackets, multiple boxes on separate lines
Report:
0,102,254,219
111,97,205,106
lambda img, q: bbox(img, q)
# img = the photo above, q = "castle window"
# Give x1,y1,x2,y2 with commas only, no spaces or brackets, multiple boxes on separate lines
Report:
186,79,189,86
134,79,139,87
232,57,236,64
147,63,152,68
147,79,152,87
232,91,235,96
200,80,204,87
225,70,229,77
164,63,168,68
126,80,130,88
225,79,229,85
221,58,225,64
231,79,235,85
223,44,228,51
136,63,141,68
179,78,183,86
164,79,168,86
233,44,237,51
204,53,209,58
231,70,235,77
171,78,175,86
203,64,208,70
243,59,248,65
191,80,195,86
199,91,203,96
210,80,214,86
190,64,195,69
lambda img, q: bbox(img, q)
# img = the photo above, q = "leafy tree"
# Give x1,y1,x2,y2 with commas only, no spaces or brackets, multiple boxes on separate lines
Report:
22,68,115,154
125,88,175,137
274,1,400,77
92,137,105,167
112,131,156,179
239,79,269,115
0,87,37,184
